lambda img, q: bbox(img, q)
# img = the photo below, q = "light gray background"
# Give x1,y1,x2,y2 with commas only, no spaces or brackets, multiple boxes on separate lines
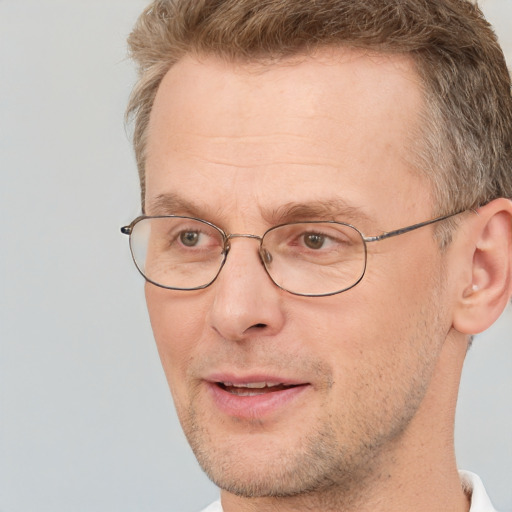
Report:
0,1,510,511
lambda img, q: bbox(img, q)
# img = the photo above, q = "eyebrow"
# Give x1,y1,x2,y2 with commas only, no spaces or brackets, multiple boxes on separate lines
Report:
266,199,373,226
147,193,212,218
147,193,373,228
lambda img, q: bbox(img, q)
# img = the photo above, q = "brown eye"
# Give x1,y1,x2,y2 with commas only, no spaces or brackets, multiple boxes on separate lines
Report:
180,231,200,247
304,233,325,249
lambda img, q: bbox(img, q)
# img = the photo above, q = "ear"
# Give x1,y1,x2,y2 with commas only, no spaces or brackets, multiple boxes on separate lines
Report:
452,198,512,335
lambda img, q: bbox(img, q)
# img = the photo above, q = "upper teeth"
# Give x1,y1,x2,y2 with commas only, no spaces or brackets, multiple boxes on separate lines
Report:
223,382,281,388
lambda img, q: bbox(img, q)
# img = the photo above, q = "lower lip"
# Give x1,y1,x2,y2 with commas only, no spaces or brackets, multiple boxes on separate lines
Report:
206,382,310,420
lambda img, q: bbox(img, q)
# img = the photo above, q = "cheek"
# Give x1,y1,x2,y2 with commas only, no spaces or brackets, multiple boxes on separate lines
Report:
365,240,446,317
300,245,446,378
145,284,207,394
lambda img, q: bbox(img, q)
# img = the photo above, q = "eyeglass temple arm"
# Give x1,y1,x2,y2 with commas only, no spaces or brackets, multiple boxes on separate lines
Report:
363,210,470,243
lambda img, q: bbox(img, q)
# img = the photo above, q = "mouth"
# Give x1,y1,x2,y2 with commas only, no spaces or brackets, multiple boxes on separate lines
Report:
205,376,310,419
216,381,302,397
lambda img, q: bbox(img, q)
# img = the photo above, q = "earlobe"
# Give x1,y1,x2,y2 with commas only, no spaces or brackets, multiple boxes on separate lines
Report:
453,198,512,335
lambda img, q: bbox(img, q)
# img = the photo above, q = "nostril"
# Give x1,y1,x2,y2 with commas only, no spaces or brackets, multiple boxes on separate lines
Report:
242,322,268,335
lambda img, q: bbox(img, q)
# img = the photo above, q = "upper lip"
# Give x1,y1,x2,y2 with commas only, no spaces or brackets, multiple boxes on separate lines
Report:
205,373,308,387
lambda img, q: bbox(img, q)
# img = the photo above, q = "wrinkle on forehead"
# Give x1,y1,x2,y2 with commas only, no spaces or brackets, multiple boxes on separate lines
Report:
146,48,422,167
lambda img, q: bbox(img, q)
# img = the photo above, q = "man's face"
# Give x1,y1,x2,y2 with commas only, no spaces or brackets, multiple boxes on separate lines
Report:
143,50,455,498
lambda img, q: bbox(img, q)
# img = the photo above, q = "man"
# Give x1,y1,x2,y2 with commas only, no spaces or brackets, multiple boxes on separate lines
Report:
121,0,512,510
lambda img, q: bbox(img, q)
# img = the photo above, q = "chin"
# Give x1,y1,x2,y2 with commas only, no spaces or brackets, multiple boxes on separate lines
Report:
183,414,374,499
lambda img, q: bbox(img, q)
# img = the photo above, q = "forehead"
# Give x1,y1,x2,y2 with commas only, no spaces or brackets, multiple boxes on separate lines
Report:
145,49,429,227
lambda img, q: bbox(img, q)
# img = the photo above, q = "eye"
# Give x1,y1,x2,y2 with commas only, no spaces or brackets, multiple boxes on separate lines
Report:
180,230,201,247
303,233,326,250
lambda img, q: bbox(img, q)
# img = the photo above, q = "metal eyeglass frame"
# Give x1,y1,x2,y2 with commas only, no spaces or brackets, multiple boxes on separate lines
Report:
121,209,467,297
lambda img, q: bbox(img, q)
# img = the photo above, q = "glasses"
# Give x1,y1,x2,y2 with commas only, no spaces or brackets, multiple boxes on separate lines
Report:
121,211,464,297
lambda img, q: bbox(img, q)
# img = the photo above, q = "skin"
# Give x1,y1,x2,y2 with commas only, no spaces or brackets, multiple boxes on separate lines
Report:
143,49,478,512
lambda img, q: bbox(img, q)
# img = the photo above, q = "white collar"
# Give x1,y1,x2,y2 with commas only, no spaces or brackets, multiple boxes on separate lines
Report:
459,470,498,511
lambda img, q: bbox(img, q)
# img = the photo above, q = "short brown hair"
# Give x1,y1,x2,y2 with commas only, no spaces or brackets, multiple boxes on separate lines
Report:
126,0,512,216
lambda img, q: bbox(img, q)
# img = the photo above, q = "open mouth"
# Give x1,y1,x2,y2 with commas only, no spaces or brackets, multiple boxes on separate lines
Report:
217,382,301,396
208,378,310,418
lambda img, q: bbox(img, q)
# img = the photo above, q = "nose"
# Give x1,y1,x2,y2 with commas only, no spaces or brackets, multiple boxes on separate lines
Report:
207,235,286,342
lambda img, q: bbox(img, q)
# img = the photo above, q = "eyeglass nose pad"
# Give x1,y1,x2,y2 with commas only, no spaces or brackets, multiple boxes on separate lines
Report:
260,247,273,265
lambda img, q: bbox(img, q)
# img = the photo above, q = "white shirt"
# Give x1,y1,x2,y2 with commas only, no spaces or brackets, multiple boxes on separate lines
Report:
199,501,222,512
199,471,498,512
460,470,499,511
